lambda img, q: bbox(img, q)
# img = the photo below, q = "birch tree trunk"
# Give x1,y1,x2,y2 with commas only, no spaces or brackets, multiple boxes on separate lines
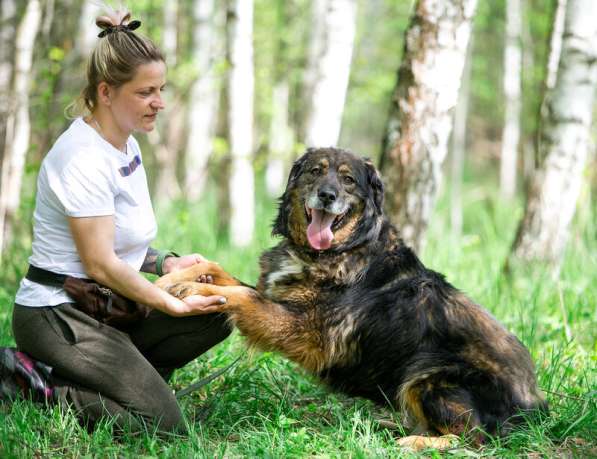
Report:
266,81,294,196
500,0,522,198
40,0,54,39
148,105,184,206
0,0,17,160
521,4,536,180
450,37,473,238
226,0,255,247
0,0,17,85
0,0,17,159
162,0,178,67
545,0,567,91
184,0,222,199
508,0,597,270
531,0,568,174
76,1,101,57
300,0,326,140
379,0,478,251
152,2,184,206
0,0,42,255
265,0,294,197
303,0,357,147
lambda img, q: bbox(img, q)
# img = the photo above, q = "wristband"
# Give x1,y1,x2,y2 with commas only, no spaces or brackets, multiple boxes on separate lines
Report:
156,250,179,276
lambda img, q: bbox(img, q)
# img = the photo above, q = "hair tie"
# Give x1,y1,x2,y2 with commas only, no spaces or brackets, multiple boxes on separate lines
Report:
97,20,142,38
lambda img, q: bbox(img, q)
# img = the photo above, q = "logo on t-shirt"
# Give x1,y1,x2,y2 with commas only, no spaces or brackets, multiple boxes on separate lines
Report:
119,155,142,177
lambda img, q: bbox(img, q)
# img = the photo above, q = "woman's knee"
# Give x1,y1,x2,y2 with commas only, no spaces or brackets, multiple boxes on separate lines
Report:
210,312,234,341
151,403,187,434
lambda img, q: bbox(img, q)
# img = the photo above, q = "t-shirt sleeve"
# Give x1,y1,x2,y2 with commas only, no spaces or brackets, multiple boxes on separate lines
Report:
50,153,116,217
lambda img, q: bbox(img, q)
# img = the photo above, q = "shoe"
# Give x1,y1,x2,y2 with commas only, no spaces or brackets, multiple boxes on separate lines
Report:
0,347,54,403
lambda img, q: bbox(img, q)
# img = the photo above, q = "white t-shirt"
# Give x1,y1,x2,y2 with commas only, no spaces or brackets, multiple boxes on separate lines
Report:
15,117,157,307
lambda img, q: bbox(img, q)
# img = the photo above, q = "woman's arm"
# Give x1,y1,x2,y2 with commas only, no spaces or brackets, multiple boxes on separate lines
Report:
140,247,162,275
141,247,213,279
68,215,226,317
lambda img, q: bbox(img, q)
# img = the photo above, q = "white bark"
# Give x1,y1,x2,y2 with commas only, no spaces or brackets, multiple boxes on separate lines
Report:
500,0,522,198
227,0,255,247
0,0,16,164
76,1,101,57
450,37,473,237
534,0,568,175
0,0,42,254
162,0,178,67
0,0,16,117
301,0,326,138
546,0,568,90
147,106,184,206
520,3,536,180
380,0,478,251
510,0,597,269
41,0,54,39
266,81,294,196
303,0,357,147
184,0,222,199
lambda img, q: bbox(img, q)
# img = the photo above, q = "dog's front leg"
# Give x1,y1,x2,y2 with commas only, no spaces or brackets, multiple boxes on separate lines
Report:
162,281,326,373
155,261,242,289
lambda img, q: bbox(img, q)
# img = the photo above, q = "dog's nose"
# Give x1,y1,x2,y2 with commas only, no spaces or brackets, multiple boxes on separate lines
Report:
318,187,337,204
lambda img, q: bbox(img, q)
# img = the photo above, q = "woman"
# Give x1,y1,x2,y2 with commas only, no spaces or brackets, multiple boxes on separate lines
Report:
0,9,230,434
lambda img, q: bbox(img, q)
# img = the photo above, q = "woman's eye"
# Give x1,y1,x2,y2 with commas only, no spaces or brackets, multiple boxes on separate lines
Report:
343,176,355,185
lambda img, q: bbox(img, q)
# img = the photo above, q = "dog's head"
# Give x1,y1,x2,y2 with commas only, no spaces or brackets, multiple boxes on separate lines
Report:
272,147,384,252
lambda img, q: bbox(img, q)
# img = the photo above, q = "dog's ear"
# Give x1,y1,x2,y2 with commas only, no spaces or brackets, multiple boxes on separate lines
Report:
364,158,384,214
271,195,289,237
272,155,307,237
287,153,309,185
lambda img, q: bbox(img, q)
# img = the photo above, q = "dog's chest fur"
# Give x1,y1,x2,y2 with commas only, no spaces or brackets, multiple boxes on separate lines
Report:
258,243,370,304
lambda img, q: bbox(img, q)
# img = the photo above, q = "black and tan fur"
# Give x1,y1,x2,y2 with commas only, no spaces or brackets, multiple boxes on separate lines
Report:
157,148,547,449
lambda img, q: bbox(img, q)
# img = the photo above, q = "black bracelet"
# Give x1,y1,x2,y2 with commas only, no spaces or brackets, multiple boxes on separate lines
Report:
156,250,179,276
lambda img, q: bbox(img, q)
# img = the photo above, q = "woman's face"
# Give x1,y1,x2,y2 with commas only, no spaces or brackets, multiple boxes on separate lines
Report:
109,60,167,134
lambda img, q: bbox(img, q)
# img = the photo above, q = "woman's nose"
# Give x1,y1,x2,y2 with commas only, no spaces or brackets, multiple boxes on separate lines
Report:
152,94,165,110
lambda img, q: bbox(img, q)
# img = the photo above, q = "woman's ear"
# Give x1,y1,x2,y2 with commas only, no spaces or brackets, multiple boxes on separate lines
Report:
97,82,112,106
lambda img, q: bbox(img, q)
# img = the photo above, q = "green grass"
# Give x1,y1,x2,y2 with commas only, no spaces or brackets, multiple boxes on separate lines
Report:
1,178,595,458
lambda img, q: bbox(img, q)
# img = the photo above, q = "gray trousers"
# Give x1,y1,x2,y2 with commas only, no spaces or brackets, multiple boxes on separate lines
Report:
12,303,232,434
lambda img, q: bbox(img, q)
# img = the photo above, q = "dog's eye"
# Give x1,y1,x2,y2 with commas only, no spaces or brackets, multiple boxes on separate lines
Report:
311,167,321,175
343,175,355,185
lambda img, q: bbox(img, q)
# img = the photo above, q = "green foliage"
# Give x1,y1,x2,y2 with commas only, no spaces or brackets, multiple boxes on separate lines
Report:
1,174,595,457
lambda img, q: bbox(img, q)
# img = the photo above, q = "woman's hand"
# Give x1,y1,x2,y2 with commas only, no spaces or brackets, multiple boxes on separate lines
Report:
171,294,227,316
163,253,204,272
163,253,213,282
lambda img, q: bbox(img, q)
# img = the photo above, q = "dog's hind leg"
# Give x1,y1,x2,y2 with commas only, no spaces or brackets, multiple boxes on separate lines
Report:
397,381,484,451
397,433,459,451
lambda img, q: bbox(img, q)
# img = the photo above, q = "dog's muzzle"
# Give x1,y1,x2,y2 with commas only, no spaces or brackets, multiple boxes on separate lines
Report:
305,188,349,251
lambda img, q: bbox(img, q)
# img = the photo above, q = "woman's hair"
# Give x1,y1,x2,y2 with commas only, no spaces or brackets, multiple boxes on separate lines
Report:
67,7,164,117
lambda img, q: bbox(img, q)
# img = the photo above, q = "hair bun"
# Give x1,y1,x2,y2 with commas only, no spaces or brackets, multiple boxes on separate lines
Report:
95,9,132,29
96,15,115,30
96,9,140,38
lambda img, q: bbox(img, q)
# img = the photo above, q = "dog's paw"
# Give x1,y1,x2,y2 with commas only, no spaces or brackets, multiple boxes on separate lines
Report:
397,434,458,451
166,282,201,299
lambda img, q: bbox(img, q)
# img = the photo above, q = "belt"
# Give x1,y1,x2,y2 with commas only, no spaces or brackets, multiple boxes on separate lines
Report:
25,264,90,288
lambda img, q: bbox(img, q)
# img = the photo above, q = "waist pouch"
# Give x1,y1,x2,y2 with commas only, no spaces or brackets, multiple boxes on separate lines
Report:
26,265,151,328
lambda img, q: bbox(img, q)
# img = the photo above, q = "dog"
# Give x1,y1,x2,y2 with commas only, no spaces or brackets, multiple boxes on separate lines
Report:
156,147,547,450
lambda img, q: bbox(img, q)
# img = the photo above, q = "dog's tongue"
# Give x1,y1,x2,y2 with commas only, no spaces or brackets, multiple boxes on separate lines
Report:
307,209,335,250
